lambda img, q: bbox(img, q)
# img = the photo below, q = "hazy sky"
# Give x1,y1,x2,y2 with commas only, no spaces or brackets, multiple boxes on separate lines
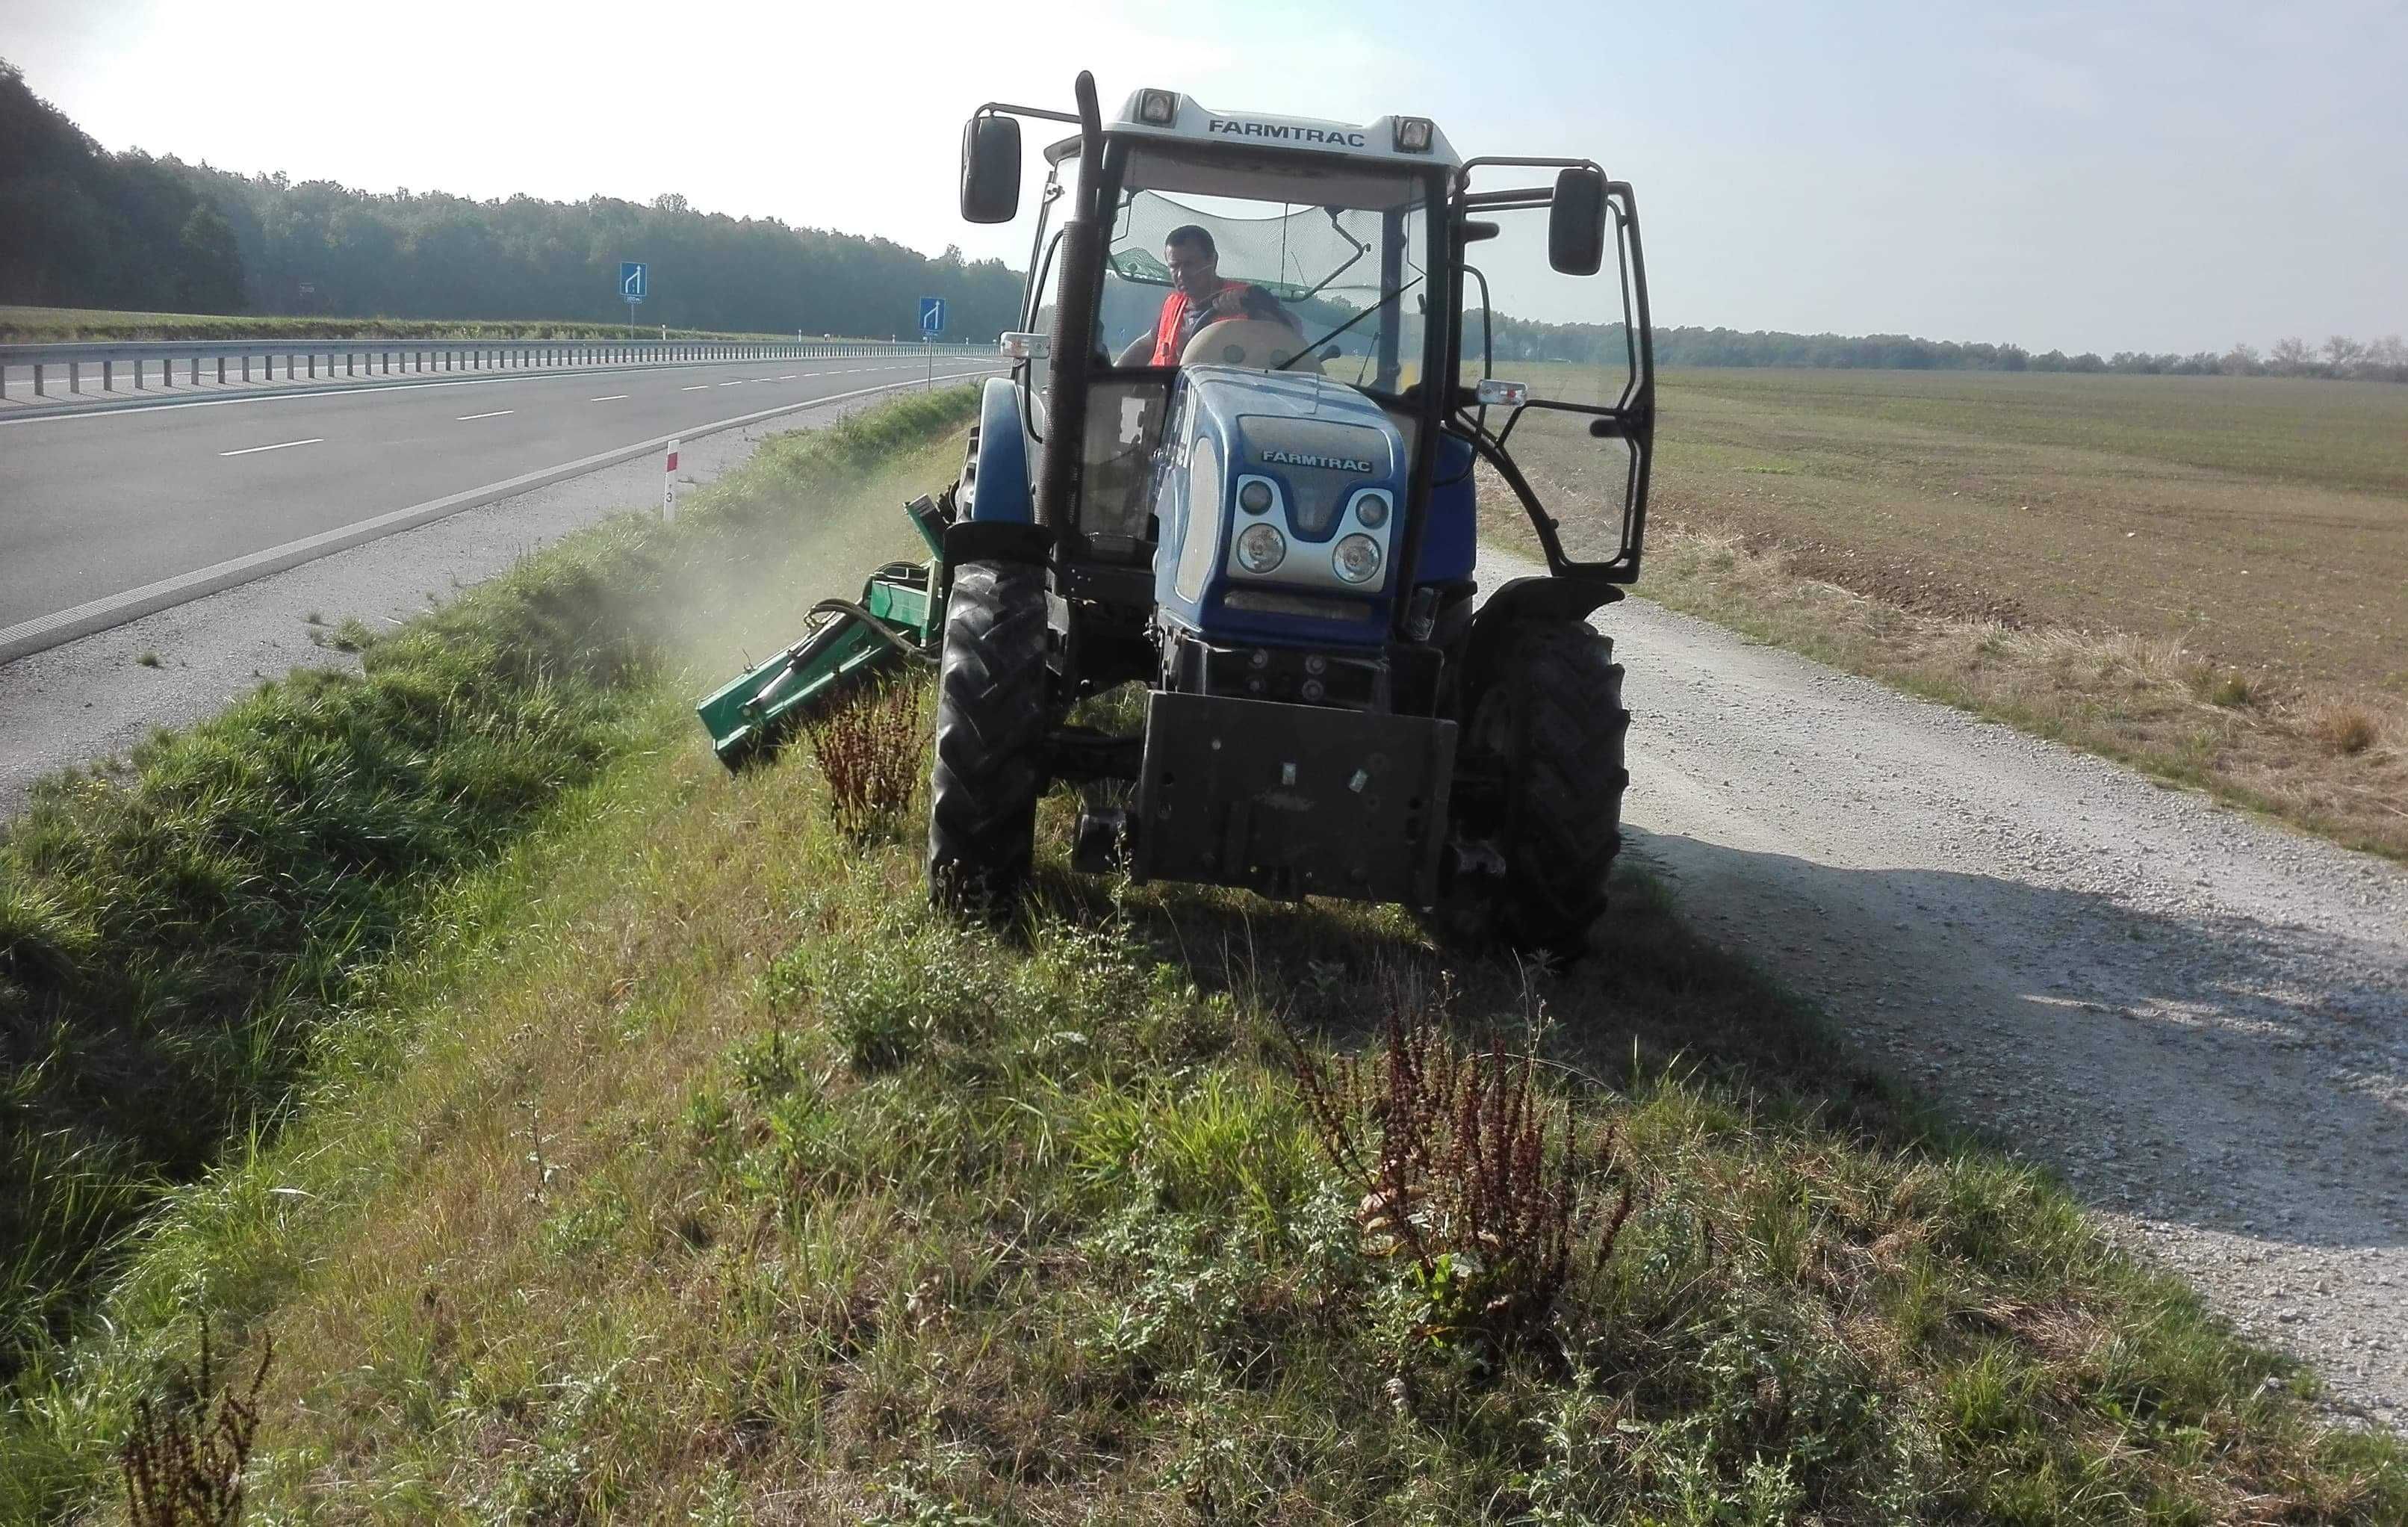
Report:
6,0,2403,353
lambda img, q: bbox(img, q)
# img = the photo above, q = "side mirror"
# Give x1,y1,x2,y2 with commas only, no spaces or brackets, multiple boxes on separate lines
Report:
960,114,1022,224
1547,166,1607,276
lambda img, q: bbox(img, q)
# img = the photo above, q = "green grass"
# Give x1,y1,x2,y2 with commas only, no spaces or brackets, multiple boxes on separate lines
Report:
0,385,980,1408
6,627,2402,1517
0,305,870,346
1657,366,2408,498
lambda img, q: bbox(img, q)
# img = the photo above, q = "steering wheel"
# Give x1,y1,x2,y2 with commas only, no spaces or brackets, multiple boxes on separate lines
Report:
1181,318,1306,371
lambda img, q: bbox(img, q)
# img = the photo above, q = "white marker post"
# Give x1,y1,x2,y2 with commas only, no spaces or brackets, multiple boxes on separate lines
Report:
662,439,680,521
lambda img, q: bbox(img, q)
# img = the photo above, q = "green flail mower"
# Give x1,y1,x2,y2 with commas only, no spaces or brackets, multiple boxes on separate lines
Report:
695,493,952,769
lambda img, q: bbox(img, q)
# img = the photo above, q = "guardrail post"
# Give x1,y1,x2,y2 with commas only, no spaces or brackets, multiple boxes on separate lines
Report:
102,359,114,391
34,364,43,397
71,360,82,394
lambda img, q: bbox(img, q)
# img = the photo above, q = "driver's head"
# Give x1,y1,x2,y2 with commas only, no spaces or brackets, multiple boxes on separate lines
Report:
1164,225,1219,300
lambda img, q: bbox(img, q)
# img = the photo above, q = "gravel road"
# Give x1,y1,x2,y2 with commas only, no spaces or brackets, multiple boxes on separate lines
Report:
1475,551,2408,1431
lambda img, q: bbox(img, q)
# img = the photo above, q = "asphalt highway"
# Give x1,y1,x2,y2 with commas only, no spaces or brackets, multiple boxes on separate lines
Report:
0,353,1002,638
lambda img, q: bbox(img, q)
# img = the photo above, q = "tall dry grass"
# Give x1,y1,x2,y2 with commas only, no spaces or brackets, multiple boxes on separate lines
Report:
1639,525,2408,856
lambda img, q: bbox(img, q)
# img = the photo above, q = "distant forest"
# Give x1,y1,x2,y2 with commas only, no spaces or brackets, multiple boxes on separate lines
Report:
3,59,2398,379
0,61,1023,339
1489,315,2408,383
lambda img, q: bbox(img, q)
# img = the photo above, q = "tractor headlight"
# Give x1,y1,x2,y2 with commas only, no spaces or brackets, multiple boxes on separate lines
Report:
1351,491,1390,529
1332,533,1383,584
1238,479,1275,514
1235,522,1288,574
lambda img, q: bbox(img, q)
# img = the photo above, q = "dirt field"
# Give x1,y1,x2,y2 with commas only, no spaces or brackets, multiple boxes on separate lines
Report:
1504,367,2408,857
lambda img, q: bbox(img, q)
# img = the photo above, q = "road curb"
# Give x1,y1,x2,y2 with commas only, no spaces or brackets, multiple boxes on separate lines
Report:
0,369,1000,667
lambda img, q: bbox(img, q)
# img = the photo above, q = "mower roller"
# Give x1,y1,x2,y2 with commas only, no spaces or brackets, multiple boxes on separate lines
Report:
698,73,1654,955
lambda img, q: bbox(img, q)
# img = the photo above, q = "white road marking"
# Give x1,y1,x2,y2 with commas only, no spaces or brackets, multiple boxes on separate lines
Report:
718,381,745,387
778,374,797,380
589,394,630,402
681,385,710,391
217,437,323,457
455,409,515,421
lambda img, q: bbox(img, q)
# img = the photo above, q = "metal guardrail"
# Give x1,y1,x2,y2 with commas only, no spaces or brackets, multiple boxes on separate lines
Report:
0,335,992,403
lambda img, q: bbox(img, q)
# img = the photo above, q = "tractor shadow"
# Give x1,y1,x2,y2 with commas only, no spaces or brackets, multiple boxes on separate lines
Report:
1033,823,2407,1255
1608,827,2408,1254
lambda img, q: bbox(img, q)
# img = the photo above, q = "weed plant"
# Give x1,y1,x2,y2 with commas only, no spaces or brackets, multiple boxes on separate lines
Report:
805,675,931,843
1288,980,1636,1372
117,1322,269,1527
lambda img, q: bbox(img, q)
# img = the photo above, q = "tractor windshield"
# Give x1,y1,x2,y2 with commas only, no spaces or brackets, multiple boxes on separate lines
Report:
1098,144,1433,392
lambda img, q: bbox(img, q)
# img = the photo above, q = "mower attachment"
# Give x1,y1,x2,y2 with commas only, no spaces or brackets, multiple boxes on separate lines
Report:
697,560,940,770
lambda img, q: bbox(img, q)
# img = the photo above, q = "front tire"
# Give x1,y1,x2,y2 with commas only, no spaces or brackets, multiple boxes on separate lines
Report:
1453,619,1630,957
927,560,1050,916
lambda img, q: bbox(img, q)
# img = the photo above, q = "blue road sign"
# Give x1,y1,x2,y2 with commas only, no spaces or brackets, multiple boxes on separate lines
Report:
621,261,648,302
919,297,946,335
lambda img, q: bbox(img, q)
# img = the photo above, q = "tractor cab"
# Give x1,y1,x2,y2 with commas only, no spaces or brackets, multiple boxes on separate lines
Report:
699,72,1653,954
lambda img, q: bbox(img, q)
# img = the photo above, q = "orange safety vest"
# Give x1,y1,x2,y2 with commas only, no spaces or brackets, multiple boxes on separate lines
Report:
1150,280,1267,365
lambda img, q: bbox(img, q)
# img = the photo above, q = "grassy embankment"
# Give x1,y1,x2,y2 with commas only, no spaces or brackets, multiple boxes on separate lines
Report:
1506,367,2408,858
4,394,2402,1520
0,385,978,1512
0,306,858,346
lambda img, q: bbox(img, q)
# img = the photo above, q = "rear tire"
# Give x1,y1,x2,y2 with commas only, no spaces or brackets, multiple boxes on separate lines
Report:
928,560,1049,916
1453,619,1630,958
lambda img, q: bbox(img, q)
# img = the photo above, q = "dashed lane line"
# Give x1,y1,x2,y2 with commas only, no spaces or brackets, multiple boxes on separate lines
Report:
456,409,515,421
217,437,324,457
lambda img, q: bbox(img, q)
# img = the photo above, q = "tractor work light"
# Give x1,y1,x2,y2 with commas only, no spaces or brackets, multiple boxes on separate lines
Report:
1394,117,1435,153
1238,480,1275,513
1332,533,1383,584
1235,522,1288,574
1138,89,1179,125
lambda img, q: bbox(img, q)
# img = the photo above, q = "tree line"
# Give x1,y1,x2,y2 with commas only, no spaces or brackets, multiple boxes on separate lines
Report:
1486,315,2408,382
0,61,1021,340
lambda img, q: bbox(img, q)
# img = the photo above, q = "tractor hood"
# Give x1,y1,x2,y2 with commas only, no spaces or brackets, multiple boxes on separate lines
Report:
1154,367,1406,648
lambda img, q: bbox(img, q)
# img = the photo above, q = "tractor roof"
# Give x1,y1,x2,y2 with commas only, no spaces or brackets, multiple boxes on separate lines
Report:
1102,90,1462,169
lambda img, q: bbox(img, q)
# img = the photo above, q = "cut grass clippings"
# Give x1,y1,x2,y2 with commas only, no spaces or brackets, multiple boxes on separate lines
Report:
6,680,2402,1519
0,384,981,1411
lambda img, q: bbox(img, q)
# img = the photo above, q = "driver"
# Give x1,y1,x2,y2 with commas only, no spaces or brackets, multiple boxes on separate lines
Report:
1115,224,1299,367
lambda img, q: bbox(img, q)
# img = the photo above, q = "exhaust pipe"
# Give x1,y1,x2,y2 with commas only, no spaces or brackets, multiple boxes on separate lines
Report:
1031,71,1107,544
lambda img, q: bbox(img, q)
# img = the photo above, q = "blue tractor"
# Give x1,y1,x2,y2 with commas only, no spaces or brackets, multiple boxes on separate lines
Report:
701,73,1653,953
